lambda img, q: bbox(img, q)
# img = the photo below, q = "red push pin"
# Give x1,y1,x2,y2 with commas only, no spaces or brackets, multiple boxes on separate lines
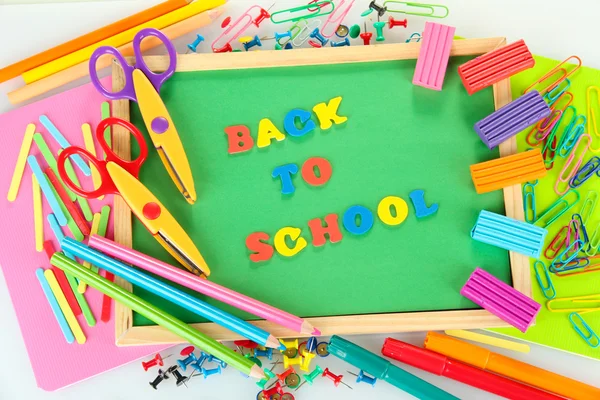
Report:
213,43,233,53
142,353,170,371
262,381,284,398
180,346,195,357
388,16,407,29
234,340,260,349
322,368,352,389
253,7,271,27
360,22,373,46
276,367,296,383
308,39,322,48
221,16,231,28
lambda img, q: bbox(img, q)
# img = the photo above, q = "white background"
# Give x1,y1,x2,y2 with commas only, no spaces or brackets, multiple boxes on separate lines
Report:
1,1,600,399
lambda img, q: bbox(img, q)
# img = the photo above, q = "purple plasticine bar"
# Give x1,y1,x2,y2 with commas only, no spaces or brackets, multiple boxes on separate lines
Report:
412,22,456,91
474,90,551,149
461,267,541,332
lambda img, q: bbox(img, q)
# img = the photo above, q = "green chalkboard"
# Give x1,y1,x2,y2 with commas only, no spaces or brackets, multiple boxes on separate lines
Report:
129,55,511,327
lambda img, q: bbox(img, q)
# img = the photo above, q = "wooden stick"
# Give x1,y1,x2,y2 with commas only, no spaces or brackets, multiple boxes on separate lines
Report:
8,8,224,105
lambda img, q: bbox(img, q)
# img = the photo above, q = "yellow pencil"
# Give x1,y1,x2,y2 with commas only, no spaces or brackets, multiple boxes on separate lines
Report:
7,124,35,202
32,174,43,252
44,269,86,344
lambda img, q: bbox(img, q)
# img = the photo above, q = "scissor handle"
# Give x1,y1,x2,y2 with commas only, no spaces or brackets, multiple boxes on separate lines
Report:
89,46,137,102
57,146,117,199
133,28,177,93
97,117,148,178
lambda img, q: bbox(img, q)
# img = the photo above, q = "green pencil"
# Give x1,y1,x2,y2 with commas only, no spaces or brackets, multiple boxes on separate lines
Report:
51,253,265,379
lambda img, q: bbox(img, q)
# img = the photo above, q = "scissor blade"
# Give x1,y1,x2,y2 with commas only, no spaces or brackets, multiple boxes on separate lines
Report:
155,230,208,277
156,146,196,205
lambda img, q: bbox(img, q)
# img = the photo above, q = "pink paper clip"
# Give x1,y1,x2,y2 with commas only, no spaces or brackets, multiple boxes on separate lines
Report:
413,22,456,90
320,0,355,38
211,5,268,52
554,134,591,196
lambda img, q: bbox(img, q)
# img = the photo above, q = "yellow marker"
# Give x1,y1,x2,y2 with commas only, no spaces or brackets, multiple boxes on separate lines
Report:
44,269,86,344
78,213,101,293
283,354,303,369
81,123,104,200
300,350,315,372
32,175,43,252
444,330,530,353
7,123,35,201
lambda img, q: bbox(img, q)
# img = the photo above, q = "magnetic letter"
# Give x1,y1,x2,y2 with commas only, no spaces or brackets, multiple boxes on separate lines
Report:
272,163,299,195
409,189,439,218
343,205,374,235
257,118,286,148
224,125,254,154
377,196,409,226
301,157,332,186
274,227,307,257
246,232,274,262
308,213,343,246
284,109,316,137
312,96,348,130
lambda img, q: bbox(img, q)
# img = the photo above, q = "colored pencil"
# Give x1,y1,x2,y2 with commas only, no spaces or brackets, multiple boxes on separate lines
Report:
22,0,225,84
50,253,265,379
0,0,192,84
8,9,224,105
63,238,283,349
88,235,320,336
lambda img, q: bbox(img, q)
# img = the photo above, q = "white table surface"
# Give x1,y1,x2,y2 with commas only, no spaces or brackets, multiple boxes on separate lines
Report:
1,1,600,399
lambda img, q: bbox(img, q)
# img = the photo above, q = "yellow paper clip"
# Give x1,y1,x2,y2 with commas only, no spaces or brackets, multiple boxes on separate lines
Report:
569,312,600,348
383,1,449,18
547,293,600,313
444,330,530,353
270,1,335,24
523,55,582,95
587,86,600,153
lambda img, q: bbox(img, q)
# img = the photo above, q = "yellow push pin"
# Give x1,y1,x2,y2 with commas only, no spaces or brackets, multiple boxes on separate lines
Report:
280,339,299,350
283,354,304,369
300,350,316,372
239,36,254,44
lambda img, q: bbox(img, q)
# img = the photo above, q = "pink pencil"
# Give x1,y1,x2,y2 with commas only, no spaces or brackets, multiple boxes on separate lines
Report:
88,235,320,336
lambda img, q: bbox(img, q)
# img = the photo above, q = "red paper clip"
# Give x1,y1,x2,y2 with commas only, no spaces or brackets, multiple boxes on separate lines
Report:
523,55,582,95
545,225,569,259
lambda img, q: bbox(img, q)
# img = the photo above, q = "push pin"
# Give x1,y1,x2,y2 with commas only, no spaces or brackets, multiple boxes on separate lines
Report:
284,42,293,50
142,353,171,371
283,355,303,369
331,37,350,47
207,354,228,368
275,367,296,384
336,24,349,38
308,40,322,48
322,368,352,389
256,369,276,389
167,365,189,387
255,347,274,360
221,16,231,28
309,28,329,46
316,342,330,357
281,394,296,400
373,21,386,42
149,369,168,390
360,22,373,45
190,351,209,372
306,337,318,353
186,34,205,53
275,43,283,50
348,370,377,387
201,365,222,379
246,354,263,368
235,340,259,349
177,347,197,371
275,30,292,43
243,35,262,51
300,351,315,372
262,382,284,399
213,43,232,53
369,0,387,17
253,6,271,27
388,16,407,29
295,365,323,391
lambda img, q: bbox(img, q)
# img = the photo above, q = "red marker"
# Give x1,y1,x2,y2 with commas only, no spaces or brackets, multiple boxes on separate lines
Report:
381,338,564,400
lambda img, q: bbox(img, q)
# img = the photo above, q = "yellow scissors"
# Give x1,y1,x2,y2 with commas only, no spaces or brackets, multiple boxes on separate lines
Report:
57,118,210,277
89,28,196,205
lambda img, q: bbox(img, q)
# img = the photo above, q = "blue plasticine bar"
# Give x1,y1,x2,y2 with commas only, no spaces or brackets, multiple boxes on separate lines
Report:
474,91,550,149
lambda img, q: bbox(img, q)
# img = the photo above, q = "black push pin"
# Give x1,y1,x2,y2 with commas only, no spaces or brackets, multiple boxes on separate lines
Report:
369,1,387,17
149,368,169,390
167,365,189,387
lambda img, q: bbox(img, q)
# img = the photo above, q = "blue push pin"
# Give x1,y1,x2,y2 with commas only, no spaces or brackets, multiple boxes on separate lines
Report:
207,354,228,369
309,28,329,46
275,30,292,43
349,370,377,387
187,34,205,53
331,37,350,47
284,42,293,50
201,365,222,379
177,352,197,371
190,352,209,372
254,348,273,360
306,337,318,353
243,35,262,51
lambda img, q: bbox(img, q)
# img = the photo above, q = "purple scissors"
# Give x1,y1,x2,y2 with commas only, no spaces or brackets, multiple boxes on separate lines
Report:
89,28,196,205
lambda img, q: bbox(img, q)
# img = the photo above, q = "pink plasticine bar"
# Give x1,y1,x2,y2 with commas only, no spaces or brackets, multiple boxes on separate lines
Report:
87,235,320,336
413,22,456,90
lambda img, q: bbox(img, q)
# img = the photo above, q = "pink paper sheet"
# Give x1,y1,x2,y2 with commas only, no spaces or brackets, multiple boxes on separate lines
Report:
0,80,166,391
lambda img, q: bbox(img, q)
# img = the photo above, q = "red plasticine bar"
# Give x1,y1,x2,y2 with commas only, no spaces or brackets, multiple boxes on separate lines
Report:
45,167,90,236
458,40,535,95
43,240,82,316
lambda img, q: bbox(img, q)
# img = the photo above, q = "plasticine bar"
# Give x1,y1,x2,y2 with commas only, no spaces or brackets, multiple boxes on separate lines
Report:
413,22,456,90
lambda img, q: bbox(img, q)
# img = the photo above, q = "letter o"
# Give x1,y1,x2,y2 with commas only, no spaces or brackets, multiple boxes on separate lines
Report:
377,196,409,226
343,205,374,235
301,157,332,186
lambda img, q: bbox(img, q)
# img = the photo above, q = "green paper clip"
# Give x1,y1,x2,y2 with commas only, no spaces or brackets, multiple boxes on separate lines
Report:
383,1,449,18
523,180,538,223
535,189,580,229
557,114,586,158
585,223,600,256
569,312,600,348
271,1,334,24
579,191,598,225
543,106,574,164
534,261,556,300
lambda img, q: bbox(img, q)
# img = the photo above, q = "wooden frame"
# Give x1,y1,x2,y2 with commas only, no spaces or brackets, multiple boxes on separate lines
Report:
111,37,531,346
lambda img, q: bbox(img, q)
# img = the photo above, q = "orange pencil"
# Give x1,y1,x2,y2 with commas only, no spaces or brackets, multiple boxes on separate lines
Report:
0,0,191,84
424,332,600,400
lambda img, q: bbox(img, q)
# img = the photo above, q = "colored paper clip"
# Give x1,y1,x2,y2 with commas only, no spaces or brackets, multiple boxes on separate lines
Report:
470,149,546,194
544,78,571,106
588,86,600,153
271,1,334,24
406,32,421,42
470,210,547,258
573,213,590,244
544,225,568,259
279,19,306,46
534,261,556,300
550,239,584,272
547,293,600,313
320,0,354,38
461,267,541,332
523,55,582,95
212,6,269,52
554,134,591,196
555,259,600,278
458,40,535,95
293,19,322,46
535,189,580,229
579,191,598,224
412,22,455,91
543,136,557,170
585,223,600,257
567,217,581,254
523,180,538,223
570,157,600,188
474,91,551,149
383,1,449,18
557,115,586,158
525,109,562,147
570,312,600,348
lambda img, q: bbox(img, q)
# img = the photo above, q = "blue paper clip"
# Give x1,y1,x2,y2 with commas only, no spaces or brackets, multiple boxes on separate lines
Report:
406,32,421,42
523,180,538,223
551,256,590,274
534,261,556,299
270,1,334,24
573,213,590,244
544,78,571,107
570,157,600,188
550,239,584,272
569,312,600,348
471,210,548,258
535,189,580,229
